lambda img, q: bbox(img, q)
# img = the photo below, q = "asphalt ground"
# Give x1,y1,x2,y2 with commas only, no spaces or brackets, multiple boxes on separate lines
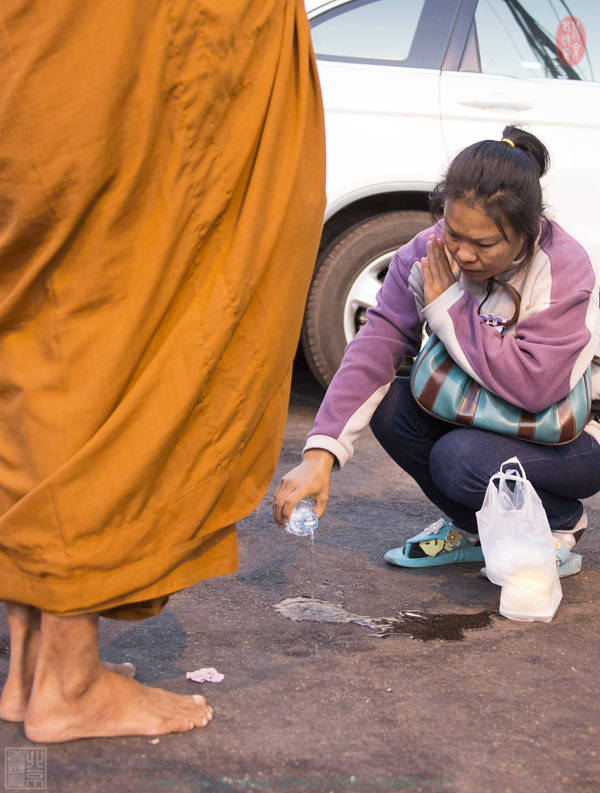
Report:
1,354,599,793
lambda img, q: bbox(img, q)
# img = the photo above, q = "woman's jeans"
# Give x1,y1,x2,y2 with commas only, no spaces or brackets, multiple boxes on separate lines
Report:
370,378,600,534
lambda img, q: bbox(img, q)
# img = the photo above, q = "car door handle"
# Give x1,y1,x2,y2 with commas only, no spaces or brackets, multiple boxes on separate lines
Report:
458,99,532,111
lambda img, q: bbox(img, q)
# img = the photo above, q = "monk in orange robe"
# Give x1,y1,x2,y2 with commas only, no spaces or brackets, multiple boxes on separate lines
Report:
0,0,325,741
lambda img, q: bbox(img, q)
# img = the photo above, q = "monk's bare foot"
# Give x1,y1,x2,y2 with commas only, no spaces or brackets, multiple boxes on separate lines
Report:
1,604,138,722
25,667,213,743
24,612,213,742
1,661,136,723
102,660,136,679
0,603,41,722
0,686,35,723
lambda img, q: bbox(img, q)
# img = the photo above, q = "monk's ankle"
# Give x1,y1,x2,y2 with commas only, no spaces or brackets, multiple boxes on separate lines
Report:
30,612,104,701
2,603,42,702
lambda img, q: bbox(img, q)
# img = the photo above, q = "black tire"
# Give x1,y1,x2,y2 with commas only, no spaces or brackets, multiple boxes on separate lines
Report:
301,210,431,389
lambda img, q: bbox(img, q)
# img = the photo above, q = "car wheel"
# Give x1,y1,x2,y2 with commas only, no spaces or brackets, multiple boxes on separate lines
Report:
301,210,431,389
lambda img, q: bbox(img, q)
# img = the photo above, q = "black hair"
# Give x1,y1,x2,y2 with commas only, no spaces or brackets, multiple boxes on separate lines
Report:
429,125,552,268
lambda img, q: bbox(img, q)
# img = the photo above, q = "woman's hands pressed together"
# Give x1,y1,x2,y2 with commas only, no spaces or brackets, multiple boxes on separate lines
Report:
422,235,458,305
272,448,335,528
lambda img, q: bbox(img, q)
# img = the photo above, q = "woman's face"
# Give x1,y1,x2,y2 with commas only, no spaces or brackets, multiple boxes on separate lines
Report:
443,198,525,281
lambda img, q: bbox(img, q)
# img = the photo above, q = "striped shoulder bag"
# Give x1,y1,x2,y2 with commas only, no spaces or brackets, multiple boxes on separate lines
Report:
410,333,592,445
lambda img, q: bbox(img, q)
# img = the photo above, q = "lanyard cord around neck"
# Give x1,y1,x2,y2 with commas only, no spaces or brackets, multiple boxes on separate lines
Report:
477,277,521,329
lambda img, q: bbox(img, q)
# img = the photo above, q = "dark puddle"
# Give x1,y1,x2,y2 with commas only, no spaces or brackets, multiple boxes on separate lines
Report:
274,596,495,641
368,610,495,640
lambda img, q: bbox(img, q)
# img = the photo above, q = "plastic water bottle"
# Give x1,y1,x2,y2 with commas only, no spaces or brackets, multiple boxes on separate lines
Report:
284,499,319,536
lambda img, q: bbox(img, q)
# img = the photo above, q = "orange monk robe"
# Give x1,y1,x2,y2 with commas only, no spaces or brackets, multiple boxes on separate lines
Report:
0,0,325,617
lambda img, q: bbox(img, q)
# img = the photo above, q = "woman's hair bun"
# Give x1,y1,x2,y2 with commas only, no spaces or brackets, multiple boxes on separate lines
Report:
502,125,550,178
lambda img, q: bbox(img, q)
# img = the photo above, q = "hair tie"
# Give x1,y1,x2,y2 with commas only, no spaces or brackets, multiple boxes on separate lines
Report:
501,138,515,148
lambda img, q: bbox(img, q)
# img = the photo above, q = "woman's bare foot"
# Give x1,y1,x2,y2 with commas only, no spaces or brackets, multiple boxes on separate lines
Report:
24,612,213,742
1,603,138,722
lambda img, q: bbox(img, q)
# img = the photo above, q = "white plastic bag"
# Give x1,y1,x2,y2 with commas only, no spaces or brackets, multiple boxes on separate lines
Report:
476,457,562,623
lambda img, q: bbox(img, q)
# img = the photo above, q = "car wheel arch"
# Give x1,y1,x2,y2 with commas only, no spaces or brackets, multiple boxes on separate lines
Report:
302,205,433,388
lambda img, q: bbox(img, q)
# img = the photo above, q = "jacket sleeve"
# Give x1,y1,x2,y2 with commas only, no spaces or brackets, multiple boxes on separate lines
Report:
424,225,600,413
304,226,433,466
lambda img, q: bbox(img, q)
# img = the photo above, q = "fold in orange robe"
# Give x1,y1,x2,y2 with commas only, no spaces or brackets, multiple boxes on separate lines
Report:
0,0,325,617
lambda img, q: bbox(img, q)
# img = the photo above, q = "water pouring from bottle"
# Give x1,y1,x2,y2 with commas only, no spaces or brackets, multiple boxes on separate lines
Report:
284,498,319,537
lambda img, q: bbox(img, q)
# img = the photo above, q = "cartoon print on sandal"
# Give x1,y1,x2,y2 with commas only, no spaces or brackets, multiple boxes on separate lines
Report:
419,529,464,557
445,529,462,547
384,517,485,568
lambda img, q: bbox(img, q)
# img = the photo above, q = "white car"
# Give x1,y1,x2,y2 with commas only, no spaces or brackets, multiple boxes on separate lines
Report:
303,0,600,387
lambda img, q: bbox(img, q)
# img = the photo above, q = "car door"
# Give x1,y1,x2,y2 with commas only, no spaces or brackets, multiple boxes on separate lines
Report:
439,0,600,266
301,0,466,386
308,0,462,214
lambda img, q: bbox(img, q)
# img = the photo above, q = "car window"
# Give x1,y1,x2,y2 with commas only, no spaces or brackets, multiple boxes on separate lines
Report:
310,0,425,63
471,0,599,82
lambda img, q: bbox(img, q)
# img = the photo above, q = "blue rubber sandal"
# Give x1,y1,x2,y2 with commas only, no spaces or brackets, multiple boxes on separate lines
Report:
480,541,582,580
554,545,583,576
384,518,485,568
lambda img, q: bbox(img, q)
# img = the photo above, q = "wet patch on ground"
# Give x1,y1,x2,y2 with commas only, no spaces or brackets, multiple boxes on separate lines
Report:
274,596,495,641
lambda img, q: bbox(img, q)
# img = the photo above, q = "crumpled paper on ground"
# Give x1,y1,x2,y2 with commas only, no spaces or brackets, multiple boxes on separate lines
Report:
185,667,224,683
